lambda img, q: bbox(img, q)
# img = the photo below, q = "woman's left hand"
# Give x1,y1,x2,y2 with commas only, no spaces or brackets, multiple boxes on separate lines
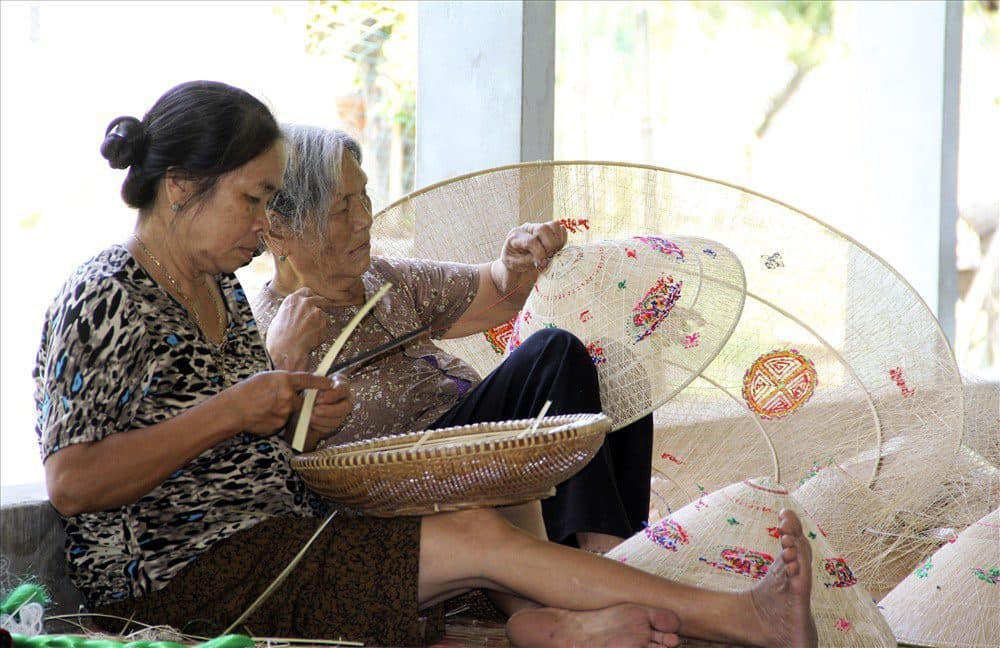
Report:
500,221,569,274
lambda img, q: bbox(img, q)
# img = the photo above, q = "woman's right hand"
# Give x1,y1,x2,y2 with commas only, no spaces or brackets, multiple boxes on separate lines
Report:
225,370,340,435
265,287,335,370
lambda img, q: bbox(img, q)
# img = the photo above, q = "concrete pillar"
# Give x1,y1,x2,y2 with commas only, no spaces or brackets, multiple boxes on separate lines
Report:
854,0,961,340
416,0,555,187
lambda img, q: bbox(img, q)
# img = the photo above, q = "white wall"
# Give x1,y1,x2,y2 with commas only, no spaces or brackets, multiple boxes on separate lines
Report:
416,0,554,186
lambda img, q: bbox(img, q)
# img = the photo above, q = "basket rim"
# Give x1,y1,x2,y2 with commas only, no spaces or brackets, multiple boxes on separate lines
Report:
292,412,610,468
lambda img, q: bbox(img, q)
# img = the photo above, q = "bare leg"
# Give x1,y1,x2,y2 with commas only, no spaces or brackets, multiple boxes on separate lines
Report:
576,531,626,554
417,507,816,647
498,500,547,539
507,605,681,648
489,500,548,616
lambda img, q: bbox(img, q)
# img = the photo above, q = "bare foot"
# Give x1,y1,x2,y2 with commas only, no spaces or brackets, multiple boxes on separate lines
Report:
506,604,681,648
576,531,626,554
747,509,818,647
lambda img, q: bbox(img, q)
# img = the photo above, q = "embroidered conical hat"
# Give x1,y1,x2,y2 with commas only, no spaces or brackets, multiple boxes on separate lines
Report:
606,476,895,647
878,508,999,648
370,160,963,597
793,439,999,600
501,236,744,429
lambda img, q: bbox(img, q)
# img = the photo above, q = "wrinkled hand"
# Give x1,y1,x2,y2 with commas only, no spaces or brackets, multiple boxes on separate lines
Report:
500,221,569,274
298,372,354,452
266,287,334,371
225,370,340,436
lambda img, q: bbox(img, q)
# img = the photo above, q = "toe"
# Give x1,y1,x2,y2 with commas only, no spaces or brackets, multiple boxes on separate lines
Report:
649,631,681,648
649,607,680,633
779,509,803,536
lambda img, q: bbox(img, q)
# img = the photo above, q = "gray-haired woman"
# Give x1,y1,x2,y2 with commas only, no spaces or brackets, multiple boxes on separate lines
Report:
255,124,657,557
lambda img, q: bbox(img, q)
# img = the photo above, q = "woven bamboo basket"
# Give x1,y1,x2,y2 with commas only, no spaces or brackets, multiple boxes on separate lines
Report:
291,413,611,516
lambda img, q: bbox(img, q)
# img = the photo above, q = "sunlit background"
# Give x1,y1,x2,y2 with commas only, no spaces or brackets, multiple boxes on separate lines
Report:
2,0,997,488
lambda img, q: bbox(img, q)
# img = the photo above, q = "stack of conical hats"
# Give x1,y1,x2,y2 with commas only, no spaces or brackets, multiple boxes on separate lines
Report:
879,508,999,648
371,160,964,601
606,476,895,647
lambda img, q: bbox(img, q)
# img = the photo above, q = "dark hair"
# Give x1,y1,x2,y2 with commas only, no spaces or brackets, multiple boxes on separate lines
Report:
100,81,281,211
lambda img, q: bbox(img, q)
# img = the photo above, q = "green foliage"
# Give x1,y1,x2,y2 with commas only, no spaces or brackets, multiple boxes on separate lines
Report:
691,1,835,137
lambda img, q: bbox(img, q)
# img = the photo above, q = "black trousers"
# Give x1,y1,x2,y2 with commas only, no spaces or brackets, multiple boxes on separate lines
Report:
430,328,653,546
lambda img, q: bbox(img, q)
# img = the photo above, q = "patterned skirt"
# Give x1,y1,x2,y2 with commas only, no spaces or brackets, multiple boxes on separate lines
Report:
95,515,445,646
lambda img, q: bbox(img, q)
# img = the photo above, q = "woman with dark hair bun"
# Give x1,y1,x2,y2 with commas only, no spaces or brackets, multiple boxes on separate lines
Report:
34,82,816,648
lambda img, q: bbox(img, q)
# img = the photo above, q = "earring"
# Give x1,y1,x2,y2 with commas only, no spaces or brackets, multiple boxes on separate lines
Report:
170,202,182,213
278,254,287,262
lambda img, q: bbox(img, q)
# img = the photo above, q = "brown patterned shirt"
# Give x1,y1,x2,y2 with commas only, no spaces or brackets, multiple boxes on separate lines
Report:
252,257,482,445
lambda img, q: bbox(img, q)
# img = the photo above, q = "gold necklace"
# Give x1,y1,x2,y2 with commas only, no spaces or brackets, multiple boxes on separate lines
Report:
130,234,227,338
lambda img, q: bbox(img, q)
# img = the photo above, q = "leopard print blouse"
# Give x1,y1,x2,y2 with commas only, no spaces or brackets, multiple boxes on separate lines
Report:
33,245,320,608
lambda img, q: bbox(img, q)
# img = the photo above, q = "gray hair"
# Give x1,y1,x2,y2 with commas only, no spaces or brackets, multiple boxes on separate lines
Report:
267,123,362,239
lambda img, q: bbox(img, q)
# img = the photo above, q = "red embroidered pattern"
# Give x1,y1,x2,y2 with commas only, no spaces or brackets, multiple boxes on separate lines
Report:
483,316,518,355
742,349,818,419
558,218,590,234
586,341,607,365
700,547,773,580
632,276,683,343
889,366,916,398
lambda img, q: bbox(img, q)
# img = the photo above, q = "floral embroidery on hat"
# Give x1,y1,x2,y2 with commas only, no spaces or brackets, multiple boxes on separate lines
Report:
632,276,683,343
700,547,773,580
644,518,690,552
634,235,685,260
586,341,607,365
824,557,858,588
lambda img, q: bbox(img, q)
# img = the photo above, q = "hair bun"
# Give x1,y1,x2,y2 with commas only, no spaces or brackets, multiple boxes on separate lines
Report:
100,116,148,169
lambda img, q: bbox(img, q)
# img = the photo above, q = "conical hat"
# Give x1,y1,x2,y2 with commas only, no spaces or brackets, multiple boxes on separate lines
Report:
878,508,999,648
794,441,999,600
504,236,744,429
370,160,963,599
606,476,895,647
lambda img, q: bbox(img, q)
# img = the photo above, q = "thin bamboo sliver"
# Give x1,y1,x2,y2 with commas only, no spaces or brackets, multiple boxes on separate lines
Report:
291,283,392,451
519,400,552,438
223,511,339,634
